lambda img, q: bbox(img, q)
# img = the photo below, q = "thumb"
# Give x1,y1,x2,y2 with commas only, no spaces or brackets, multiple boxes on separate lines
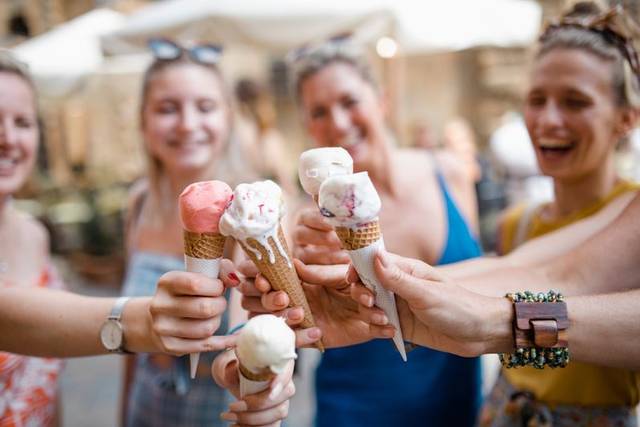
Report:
373,250,433,308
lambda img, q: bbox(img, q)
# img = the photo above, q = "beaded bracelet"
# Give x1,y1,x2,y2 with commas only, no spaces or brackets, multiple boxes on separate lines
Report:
499,290,570,369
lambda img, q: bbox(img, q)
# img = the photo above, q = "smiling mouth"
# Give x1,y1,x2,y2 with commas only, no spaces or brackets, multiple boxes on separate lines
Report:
0,157,19,175
537,138,575,155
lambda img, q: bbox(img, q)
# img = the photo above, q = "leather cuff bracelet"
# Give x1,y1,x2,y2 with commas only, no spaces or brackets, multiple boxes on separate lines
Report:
499,290,570,369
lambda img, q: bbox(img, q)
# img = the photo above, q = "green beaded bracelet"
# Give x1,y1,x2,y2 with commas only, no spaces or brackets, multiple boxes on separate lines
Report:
499,290,570,369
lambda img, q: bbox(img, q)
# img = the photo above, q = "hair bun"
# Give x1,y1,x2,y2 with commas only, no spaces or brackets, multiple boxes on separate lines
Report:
564,1,604,19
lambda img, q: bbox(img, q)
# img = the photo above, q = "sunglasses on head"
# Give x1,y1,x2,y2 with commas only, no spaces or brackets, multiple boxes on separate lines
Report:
148,38,223,65
286,32,353,64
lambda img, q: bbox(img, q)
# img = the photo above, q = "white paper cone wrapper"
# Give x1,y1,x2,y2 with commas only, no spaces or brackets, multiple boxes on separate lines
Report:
239,371,272,398
184,255,222,279
348,238,407,361
184,255,222,378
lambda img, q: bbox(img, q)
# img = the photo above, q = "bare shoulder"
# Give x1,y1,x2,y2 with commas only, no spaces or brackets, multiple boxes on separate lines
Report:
126,179,149,207
395,149,434,176
432,150,467,183
14,210,50,256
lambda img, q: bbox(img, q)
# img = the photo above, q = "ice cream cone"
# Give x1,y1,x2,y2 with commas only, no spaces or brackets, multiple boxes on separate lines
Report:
334,221,381,250
239,226,324,351
183,231,227,378
238,360,275,398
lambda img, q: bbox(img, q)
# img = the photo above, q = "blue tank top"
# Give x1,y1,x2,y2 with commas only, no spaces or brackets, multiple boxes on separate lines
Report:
315,172,482,427
122,251,231,426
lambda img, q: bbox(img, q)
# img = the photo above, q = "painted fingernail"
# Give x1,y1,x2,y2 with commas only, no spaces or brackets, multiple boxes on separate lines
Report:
269,382,284,400
228,400,247,412
227,272,240,284
360,294,373,307
372,313,388,325
220,412,237,421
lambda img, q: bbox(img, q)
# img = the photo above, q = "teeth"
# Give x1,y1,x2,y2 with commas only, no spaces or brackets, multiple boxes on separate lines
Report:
538,138,573,149
0,158,16,168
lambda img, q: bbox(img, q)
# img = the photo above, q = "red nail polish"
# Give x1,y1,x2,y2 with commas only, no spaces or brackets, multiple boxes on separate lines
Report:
228,272,240,283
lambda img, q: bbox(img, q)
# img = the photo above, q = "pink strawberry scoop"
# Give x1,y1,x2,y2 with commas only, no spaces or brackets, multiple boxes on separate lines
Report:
179,181,232,233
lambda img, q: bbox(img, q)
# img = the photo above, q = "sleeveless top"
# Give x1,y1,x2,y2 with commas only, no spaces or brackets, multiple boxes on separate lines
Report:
314,171,483,427
122,251,231,427
497,180,640,407
0,266,65,427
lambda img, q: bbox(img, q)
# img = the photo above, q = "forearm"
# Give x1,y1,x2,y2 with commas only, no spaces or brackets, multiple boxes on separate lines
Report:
0,288,155,357
567,291,640,370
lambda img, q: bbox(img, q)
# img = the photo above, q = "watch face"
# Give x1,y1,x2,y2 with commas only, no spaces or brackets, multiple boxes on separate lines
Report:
100,320,123,351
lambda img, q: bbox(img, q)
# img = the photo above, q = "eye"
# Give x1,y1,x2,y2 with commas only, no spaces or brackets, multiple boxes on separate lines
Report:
199,99,218,113
341,96,358,109
310,106,327,120
15,116,35,129
563,97,590,110
156,102,178,114
526,94,545,108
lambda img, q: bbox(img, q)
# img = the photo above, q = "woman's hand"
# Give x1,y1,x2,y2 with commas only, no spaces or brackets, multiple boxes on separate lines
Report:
149,270,236,355
234,259,394,349
292,207,350,265
212,349,295,427
351,250,513,357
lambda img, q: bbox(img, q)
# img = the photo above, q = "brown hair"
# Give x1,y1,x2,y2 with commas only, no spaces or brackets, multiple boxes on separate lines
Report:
290,39,379,101
538,2,640,107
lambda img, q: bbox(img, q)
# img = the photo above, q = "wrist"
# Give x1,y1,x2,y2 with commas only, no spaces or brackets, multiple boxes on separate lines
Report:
121,297,154,353
482,296,514,354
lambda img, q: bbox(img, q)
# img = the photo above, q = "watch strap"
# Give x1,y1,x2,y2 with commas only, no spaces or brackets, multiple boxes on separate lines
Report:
109,296,131,321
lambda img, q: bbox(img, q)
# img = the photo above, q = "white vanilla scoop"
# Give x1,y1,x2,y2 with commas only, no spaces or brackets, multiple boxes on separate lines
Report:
219,180,289,264
236,315,297,374
318,172,381,228
298,147,354,196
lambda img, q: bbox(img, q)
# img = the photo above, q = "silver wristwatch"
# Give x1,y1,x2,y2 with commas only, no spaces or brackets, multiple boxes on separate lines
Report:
100,296,132,354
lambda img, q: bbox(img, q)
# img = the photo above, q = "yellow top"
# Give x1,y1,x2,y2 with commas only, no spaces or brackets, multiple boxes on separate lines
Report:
498,180,640,407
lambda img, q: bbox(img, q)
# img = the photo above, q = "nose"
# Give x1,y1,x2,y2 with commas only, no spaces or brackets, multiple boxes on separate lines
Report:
177,104,199,134
537,100,564,131
328,106,351,136
0,118,18,147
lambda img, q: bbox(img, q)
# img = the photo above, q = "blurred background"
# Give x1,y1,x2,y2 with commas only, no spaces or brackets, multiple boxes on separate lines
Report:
3,0,640,425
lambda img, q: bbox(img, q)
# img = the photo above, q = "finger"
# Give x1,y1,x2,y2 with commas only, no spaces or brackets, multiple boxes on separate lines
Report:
223,400,290,426
356,304,389,326
254,274,275,294
373,251,437,306
239,278,262,297
297,208,334,231
238,260,259,278
293,245,350,265
261,291,290,312
292,225,342,247
240,296,272,314
151,295,227,319
294,327,323,348
153,315,222,339
212,348,239,390
350,282,375,308
368,324,397,340
159,334,236,356
157,271,224,297
378,250,444,281
294,260,349,290
220,259,243,288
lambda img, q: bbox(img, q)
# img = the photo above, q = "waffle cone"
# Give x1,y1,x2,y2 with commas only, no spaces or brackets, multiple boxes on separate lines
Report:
183,231,226,259
335,221,381,250
239,226,324,351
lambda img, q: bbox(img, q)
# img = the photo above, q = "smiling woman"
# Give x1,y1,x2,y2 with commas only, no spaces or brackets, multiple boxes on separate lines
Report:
489,2,640,426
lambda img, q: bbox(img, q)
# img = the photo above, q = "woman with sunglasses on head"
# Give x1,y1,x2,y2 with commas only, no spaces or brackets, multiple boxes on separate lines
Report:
120,39,250,427
239,36,484,427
